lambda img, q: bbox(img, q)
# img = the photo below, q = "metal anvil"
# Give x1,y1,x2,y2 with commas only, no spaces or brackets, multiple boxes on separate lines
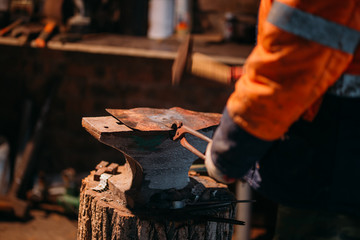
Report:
82,107,221,208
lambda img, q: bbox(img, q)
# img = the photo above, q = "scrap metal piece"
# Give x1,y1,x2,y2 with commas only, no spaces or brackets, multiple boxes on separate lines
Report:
106,107,221,132
94,161,119,181
195,215,245,226
92,173,112,192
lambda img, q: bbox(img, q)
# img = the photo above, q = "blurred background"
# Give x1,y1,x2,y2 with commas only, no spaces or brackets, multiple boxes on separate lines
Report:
0,0,277,239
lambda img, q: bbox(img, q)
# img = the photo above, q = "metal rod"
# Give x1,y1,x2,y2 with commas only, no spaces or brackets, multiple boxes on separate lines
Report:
180,138,206,160
197,215,246,226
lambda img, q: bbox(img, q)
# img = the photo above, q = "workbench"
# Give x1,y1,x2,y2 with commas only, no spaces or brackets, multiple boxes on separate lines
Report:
0,33,253,64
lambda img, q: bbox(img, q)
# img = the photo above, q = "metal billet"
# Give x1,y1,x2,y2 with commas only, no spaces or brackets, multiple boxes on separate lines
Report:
92,173,112,192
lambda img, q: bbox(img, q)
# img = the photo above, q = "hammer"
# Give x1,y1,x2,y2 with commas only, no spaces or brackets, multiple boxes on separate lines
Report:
172,35,243,86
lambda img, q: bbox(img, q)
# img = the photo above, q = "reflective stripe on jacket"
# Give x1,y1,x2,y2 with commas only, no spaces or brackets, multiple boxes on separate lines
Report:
227,0,360,141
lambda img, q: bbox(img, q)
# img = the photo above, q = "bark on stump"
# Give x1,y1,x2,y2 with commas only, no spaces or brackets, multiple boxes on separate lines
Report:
77,172,235,240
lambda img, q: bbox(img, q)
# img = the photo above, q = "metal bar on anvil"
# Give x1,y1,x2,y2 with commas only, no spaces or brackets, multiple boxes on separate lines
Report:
106,107,221,132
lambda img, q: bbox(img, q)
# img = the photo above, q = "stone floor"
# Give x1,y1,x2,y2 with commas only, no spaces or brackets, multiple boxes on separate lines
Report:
0,209,273,240
0,210,77,240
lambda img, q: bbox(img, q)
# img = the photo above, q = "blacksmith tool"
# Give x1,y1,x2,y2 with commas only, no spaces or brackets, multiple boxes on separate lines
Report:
5,0,33,36
82,107,222,208
31,0,64,47
0,18,23,36
135,201,246,226
32,20,57,48
0,76,60,218
82,108,258,227
171,121,212,160
172,34,243,86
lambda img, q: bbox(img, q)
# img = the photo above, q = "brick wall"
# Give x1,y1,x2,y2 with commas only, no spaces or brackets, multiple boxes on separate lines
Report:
0,44,233,175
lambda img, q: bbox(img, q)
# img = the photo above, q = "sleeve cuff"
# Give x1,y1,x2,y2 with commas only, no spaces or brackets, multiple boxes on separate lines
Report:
210,107,273,178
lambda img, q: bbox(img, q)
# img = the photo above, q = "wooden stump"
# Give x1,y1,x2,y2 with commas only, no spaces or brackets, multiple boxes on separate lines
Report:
77,172,235,240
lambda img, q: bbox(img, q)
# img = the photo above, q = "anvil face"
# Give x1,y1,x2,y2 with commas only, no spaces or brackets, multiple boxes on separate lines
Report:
82,107,221,206
106,107,221,131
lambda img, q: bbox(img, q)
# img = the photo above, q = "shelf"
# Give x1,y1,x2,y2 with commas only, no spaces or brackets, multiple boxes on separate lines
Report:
47,34,253,65
0,33,254,65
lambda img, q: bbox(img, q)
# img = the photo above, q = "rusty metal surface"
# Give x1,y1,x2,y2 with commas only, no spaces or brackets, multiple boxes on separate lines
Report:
106,107,221,131
83,115,216,195
173,123,212,160
83,107,222,207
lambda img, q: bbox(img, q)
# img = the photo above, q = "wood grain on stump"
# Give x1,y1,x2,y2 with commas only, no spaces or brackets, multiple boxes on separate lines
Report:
77,172,235,240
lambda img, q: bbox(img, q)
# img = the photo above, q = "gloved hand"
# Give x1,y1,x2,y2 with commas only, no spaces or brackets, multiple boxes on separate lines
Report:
205,142,236,184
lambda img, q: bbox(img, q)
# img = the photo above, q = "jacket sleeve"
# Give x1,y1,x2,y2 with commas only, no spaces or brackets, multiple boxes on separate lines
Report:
210,0,360,179
226,0,357,141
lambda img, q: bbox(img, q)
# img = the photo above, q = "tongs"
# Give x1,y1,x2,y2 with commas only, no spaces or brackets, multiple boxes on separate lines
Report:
171,121,212,160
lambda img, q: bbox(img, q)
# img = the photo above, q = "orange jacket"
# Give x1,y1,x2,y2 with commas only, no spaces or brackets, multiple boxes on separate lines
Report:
227,0,360,141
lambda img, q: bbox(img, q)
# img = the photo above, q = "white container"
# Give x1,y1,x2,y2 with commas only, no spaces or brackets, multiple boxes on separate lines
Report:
174,0,191,38
148,0,174,39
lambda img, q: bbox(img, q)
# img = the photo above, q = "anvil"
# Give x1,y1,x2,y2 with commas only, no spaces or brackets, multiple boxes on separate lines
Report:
82,107,222,208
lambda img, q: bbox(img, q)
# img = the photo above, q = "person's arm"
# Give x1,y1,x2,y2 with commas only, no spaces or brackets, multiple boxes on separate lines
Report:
206,108,272,182
206,0,359,182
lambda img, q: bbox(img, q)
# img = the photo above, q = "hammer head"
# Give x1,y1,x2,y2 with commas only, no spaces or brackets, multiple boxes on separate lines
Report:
172,35,193,86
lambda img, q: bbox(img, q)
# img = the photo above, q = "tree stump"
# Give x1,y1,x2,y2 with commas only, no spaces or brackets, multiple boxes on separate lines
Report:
77,171,236,240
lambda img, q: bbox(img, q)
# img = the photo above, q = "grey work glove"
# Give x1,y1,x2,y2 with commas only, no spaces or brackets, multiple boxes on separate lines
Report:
205,141,236,184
